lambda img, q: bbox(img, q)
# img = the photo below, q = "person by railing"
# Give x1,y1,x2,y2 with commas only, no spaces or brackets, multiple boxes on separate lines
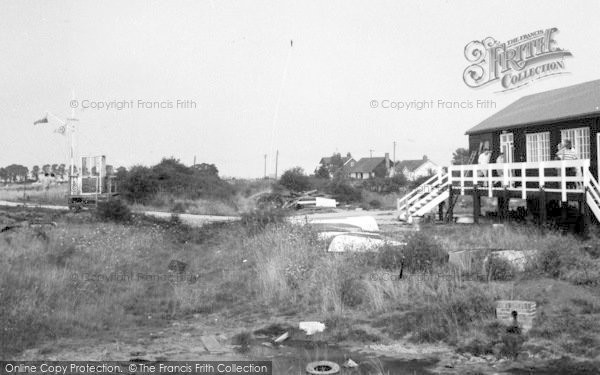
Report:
477,146,491,187
556,140,582,189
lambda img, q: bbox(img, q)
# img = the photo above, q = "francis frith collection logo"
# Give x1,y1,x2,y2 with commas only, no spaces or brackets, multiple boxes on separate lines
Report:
463,27,572,91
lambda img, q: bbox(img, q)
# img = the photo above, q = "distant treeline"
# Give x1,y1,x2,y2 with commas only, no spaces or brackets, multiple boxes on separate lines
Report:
0,163,70,182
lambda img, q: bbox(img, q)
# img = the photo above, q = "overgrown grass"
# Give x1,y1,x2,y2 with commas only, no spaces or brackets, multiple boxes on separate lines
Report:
3,208,600,364
0,183,68,205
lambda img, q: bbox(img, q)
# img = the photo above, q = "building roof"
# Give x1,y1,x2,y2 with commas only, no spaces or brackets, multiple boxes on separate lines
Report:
396,159,431,172
319,156,352,165
348,157,388,173
466,79,600,135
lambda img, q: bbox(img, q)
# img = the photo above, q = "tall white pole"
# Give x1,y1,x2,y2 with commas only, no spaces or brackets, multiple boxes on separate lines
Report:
69,89,77,193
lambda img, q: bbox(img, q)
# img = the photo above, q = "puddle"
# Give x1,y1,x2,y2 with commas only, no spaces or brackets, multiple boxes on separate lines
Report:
240,339,436,375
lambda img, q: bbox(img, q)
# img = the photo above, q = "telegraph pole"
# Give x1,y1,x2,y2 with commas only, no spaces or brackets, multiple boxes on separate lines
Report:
393,141,396,163
275,150,279,179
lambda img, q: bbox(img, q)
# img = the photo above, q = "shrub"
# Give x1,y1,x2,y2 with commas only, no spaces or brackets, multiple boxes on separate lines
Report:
172,202,187,213
279,167,311,192
339,275,366,307
485,255,516,281
119,158,236,205
369,199,382,209
402,232,447,272
537,245,563,278
327,180,362,203
377,244,405,270
240,208,288,233
95,199,132,222
410,174,435,189
119,165,159,204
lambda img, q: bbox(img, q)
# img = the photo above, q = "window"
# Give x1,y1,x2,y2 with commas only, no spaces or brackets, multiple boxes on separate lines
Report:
561,127,590,159
526,132,550,162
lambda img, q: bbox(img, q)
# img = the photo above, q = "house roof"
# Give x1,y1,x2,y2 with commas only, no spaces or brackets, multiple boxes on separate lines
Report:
319,156,352,165
466,79,600,135
396,159,430,172
348,157,388,173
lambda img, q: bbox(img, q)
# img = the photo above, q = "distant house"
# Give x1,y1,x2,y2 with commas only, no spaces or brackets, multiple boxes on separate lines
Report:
318,154,356,177
348,153,394,179
395,155,439,181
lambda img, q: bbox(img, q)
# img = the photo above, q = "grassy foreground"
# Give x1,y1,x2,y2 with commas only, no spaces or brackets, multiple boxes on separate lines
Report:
1,207,600,368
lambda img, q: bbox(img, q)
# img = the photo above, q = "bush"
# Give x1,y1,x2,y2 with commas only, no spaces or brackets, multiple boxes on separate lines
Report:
327,180,362,203
402,232,447,272
410,174,435,189
172,202,188,213
537,245,563,278
241,208,288,233
485,255,516,281
95,199,132,222
369,199,382,209
377,244,405,270
279,167,311,192
119,158,236,205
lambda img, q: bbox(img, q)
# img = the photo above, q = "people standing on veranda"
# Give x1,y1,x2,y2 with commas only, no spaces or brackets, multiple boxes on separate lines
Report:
556,139,581,189
477,142,492,187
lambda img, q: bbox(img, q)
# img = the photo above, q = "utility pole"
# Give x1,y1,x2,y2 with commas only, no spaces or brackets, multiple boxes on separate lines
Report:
393,141,396,163
275,150,279,179
263,154,267,179
193,155,196,167
369,149,374,158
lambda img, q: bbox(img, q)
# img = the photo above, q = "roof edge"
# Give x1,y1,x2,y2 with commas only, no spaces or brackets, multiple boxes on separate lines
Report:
465,111,600,135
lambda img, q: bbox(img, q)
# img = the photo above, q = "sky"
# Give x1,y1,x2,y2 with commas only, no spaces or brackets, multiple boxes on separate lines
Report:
1,0,599,178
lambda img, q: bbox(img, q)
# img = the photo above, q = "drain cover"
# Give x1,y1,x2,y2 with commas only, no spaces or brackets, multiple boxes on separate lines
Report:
305,361,340,374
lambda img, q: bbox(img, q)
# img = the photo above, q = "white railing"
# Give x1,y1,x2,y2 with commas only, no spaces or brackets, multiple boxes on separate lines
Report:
397,171,448,212
448,159,590,202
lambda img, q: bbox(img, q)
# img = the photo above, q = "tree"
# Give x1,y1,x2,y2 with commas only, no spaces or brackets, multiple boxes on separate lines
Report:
4,164,28,182
452,148,471,165
315,164,330,179
57,164,66,179
279,167,311,192
0,168,7,183
116,166,127,180
51,164,59,176
327,171,362,203
42,164,51,174
120,165,159,203
192,163,219,177
31,165,40,181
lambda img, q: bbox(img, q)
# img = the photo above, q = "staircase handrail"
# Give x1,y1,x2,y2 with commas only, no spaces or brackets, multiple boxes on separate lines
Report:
398,173,449,212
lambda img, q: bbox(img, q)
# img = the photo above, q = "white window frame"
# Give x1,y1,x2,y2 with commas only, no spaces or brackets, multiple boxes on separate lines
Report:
500,132,514,163
561,127,590,159
526,132,550,162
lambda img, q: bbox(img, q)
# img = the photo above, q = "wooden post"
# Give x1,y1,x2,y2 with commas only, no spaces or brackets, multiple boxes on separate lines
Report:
501,187,509,221
447,187,454,223
438,201,445,222
473,185,480,224
583,187,591,237
539,187,547,227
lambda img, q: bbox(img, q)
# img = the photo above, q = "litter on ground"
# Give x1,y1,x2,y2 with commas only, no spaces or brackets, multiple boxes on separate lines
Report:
299,321,326,335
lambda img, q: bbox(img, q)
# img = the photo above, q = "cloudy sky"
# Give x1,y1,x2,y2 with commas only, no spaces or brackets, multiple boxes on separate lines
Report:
1,0,599,177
